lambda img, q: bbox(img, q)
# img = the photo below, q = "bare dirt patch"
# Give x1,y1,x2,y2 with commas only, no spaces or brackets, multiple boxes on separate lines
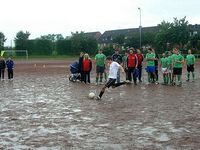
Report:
0,59,200,149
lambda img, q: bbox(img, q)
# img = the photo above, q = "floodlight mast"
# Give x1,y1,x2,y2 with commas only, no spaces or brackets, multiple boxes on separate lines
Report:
138,7,142,49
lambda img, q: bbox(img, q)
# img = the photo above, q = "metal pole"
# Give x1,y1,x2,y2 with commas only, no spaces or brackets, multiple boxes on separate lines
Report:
138,7,142,49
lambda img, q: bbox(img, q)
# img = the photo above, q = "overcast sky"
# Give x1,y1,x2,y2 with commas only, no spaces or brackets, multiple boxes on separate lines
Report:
0,0,200,46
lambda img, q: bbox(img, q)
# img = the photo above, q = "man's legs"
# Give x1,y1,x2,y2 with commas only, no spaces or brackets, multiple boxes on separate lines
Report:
192,71,195,81
138,66,142,82
117,70,120,83
0,69,1,80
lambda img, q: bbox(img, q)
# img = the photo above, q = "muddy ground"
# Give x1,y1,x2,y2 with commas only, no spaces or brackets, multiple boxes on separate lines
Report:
0,59,200,150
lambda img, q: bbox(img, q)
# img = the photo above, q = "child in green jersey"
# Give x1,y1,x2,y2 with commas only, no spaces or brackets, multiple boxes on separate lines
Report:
172,48,184,86
160,52,169,85
167,51,173,84
186,49,195,82
145,48,158,84
94,49,106,85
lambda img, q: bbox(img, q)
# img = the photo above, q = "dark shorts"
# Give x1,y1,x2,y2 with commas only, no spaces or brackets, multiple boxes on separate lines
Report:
187,64,194,72
173,68,182,75
96,66,105,74
105,78,116,88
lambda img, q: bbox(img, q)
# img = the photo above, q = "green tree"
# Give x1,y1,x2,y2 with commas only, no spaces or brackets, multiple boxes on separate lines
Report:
155,17,189,53
154,21,173,53
56,40,71,55
71,31,97,55
171,17,189,49
113,34,125,45
40,34,64,41
39,34,64,55
15,31,30,50
125,33,140,48
142,31,157,47
0,32,6,50
189,33,200,50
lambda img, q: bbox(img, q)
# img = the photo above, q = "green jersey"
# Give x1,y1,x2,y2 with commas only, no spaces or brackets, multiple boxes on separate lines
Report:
173,54,184,68
146,53,155,66
95,53,106,67
161,57,168,68
186,54,195,65
167,55,173,65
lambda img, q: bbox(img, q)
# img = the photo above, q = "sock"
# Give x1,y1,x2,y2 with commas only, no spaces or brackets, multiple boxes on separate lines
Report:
104,73,107,81
163,75,165,83
99,91,104,98
166,76,169,84
100,77,103,82
169,74,172,83
96,77,99,83
148,74,151,82
187,73,190,80
177,75,181,82
192,72,195,80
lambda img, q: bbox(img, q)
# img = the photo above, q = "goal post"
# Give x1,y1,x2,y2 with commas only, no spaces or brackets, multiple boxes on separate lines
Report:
1,50,28,60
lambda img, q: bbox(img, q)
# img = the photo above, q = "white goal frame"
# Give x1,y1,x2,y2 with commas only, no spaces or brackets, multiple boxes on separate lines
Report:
2,50,28,60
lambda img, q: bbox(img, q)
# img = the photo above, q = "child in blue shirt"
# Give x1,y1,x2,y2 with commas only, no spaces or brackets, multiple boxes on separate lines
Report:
6,57,14,80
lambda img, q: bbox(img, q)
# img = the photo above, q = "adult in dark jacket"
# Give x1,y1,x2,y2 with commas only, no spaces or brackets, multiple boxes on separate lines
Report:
78,52,84,82
0,56,6,80
6,57,14,80
112,48,122,83
137,49,144,82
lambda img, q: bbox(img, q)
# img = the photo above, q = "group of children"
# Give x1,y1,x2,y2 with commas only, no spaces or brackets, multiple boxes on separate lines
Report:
75,47,196,100
0,56,14,81
159,48,195,86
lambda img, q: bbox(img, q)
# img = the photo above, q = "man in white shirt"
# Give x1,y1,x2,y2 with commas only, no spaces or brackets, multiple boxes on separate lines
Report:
96,56,127,100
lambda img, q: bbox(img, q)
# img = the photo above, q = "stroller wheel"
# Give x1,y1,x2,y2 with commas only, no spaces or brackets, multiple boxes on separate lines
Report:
69,75,73,82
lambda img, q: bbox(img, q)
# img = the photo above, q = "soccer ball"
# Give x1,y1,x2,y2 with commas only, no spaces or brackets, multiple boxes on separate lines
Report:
88,92,95,99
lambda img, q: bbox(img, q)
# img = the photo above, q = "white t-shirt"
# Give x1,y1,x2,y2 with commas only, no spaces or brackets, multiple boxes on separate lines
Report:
108,61,120,79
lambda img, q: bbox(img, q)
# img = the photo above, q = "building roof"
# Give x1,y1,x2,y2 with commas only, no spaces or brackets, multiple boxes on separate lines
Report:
98,26,159,44
84,31,102,40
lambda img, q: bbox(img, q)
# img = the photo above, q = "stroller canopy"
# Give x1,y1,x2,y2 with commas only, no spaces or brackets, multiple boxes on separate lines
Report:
70,61,79,74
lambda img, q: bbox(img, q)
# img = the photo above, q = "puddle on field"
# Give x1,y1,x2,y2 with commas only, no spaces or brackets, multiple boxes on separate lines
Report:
140,126,157,135
68,125,89,139
155,133,170,142
0,62,200,149
72,109,82,113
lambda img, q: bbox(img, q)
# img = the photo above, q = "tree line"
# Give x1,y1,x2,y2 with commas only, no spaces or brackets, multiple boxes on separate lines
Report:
0,17,200,56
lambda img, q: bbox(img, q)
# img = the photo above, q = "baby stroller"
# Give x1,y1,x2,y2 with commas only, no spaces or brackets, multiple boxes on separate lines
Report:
69,61,81,82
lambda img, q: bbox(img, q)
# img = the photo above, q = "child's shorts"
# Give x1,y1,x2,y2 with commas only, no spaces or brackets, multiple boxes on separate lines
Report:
105,78,116,88
161,68,168,74
187,64,194,72
146,66,155,73
173,68,182,75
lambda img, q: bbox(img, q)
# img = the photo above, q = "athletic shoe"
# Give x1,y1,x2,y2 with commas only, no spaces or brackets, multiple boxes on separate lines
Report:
112,85,116,88
172,82,176,86
95,96,101,100
186,79,189,82
124,80,131,84
192,80,195,82
95,82,98,85
177,81,182,86
139,80,142,82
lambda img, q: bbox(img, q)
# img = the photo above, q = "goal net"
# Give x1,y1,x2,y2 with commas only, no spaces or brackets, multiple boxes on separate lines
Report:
1,50,28,60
